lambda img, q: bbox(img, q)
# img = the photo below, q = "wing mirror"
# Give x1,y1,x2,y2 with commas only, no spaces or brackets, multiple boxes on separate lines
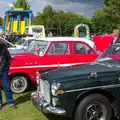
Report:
11,56,15,60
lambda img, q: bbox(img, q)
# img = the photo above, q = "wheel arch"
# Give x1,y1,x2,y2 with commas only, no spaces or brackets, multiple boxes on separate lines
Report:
72,89,116,117
9,72,32,84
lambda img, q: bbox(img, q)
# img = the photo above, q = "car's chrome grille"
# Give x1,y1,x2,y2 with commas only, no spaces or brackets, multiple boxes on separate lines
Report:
39,79,50,103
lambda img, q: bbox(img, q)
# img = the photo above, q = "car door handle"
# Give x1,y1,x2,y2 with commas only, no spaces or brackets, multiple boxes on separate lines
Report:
68,56,73,58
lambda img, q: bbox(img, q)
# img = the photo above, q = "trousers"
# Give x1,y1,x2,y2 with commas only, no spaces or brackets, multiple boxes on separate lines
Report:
0,71,14,105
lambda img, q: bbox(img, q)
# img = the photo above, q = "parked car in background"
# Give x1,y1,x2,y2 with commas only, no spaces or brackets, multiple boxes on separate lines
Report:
92,34,115,52
25,25,46,37
31,43,120,120
9,37,100,93
8,36,36,54
14,36,35,50
0,37,26,54
9,48,25,54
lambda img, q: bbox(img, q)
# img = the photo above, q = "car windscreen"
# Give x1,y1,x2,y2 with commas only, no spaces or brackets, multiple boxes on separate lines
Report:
32,27,43,33
22,39,33,46
16,38,26,45
27,40,50,56
97,44,120,64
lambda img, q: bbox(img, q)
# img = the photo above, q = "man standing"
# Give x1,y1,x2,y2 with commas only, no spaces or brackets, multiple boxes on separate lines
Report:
0,41,16,109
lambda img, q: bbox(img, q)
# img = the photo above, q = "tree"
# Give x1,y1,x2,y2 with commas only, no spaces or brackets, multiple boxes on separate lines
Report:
92,9,114,35
33,5,91,36
104,0,109,6
42,5,55,28
13,0,31,9
33,13,45,25
104,0,120,29
91,0,120,35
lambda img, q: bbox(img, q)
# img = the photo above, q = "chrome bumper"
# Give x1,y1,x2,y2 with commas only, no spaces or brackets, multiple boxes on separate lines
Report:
31,91,66,116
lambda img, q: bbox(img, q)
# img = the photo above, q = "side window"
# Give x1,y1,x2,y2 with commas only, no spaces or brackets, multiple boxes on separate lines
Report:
23,41,28,46
73,42,93,54
48,42,69,55
28,40,33,46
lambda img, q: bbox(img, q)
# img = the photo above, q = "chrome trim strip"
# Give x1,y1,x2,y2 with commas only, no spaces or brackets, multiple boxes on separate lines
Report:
65,84,120,93
10,62,83,69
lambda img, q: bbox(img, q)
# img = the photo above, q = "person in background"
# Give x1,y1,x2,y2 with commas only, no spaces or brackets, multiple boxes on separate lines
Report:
6,34,12,42
0,41,16,109
111,29,120,44
0,31,5,39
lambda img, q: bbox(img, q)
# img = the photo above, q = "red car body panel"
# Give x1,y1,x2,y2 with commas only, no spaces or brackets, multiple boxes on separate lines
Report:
93,35,115,52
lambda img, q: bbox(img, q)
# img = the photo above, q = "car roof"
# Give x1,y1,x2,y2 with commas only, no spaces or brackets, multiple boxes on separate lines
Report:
22,36,36,40
35,37,95,47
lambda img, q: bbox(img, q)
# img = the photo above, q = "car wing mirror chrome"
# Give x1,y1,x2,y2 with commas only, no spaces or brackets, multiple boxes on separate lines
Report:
88,72,97,79
11,56,15,60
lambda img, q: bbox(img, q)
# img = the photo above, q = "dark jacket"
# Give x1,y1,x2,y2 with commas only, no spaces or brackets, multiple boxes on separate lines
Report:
0,41,11,73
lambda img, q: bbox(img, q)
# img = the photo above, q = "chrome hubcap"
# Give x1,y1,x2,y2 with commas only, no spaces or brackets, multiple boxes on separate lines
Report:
12,78,25,91
86,103,107,120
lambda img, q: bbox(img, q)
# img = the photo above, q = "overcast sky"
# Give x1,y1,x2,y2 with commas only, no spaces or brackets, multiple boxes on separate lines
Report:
0,0,103,18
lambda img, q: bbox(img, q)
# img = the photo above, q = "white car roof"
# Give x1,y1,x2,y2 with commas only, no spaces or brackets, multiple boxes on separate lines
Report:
22,36,36,40
35,37,95,48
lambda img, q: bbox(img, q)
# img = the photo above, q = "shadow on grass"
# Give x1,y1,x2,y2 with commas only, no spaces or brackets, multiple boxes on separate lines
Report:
15,92,31,105
2,92,31,106
44,114,72,120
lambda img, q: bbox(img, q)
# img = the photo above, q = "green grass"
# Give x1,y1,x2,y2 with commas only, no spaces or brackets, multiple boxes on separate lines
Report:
0,91,47,120
0,91,69,120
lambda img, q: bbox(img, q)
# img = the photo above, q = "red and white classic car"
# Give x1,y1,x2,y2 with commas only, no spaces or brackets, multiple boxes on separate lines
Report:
8,37,99,93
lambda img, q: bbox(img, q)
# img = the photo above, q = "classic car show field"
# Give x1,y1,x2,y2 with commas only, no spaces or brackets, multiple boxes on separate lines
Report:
0,1,119,120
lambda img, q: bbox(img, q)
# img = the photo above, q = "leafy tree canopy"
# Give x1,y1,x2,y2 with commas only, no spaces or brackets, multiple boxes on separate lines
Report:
13,0,31,9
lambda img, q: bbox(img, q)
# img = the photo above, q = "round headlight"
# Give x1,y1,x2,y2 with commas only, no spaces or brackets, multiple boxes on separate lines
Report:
51,83,60,96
